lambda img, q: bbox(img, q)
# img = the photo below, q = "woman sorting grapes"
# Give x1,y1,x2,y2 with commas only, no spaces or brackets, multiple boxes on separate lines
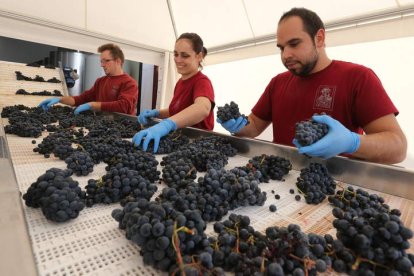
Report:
132,33,215,153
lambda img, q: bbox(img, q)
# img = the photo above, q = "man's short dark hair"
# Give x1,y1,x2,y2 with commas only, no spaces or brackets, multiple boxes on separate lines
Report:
279,8,325,39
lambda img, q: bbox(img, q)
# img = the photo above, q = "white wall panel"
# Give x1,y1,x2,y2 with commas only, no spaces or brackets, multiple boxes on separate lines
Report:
86,0,175,51
0,14,165,66
170,0,253,48
0,0,86,28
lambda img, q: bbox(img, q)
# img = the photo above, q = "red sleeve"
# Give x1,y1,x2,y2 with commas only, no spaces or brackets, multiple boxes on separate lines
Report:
192,78,215,110
251,78,275,121
73,80,99,106
352,68,398,127
100,78,138,115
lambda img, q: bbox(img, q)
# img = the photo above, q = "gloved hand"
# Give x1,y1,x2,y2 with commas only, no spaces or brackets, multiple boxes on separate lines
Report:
217,117,247,134
294,115,360,159
38,97,60,111
74,103,92,115
138,109,160,125
132,118,177,153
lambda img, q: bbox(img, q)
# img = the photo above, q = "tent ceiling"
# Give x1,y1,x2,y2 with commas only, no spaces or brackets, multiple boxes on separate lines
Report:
1,0,414,53
167,0,414,52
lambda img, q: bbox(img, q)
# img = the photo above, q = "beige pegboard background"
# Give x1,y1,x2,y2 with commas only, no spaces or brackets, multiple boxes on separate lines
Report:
0,61,67,109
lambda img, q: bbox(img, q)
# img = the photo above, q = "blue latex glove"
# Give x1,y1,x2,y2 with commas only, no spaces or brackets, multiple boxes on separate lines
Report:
295,115,360,159
74,103,92,115
138,109,160,125
38,97,60,111
132,119,177,153
217,117,247,134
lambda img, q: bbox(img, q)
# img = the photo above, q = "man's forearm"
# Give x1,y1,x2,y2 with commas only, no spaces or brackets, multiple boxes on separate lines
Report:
351,131,407,164
59,96,76,106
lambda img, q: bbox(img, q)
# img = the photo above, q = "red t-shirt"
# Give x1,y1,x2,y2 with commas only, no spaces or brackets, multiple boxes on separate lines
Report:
252,60,398,146
73,74,138,115
169,71,215,130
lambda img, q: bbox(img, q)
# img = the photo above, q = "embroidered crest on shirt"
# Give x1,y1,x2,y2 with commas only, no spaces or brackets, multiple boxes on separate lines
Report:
314,85,335,110
111,85,119,95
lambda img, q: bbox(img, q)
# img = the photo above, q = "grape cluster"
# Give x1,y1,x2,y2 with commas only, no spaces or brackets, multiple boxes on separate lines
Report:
15,71,61,83
65,151,94,176
210,214,332,275
216,101,249,125
106,152,160,182
112,200,212,273
296,162,336,204
162,157,197,189
85,166,157,206
328,186,414,274
295,116,329,146
16,89,62,96
244,154,292,182
22,168,85,222
135,132,190,154
159,168,266,222
1,104,31,117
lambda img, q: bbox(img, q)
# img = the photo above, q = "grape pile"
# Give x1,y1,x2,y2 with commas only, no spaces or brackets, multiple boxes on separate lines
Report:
85,166,157,206
216,101,249,125
159,168,266,222
106,152,160,182
16,88,62,96
328,186,414,274
161,157,197,189
135,132,190,154
112,200,213,273
15,71,61,83
295,115,329,146
296,162,336,204
22,168,85,222
243,154,292,182
65,151,94,176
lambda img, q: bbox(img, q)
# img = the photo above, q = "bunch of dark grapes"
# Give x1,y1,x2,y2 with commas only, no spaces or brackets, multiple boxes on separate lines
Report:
4,109,45,138
162,157,197,189
112,200,210,273
210,214,331,275
53,143,76,160
65,151,94,176
1,104,31,117
244,154,292,182
5,121,43,138
106,152,160,182
328,186,414,274
216,101,249,125
295,162,336,204
191,136,237,157
85,166,157,206
22,168,85,222
33,130,75,157
136,132,190,154
295,115,329,146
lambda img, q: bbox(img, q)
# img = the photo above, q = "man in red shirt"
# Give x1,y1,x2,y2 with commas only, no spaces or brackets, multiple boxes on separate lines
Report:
39,43,138,115
218,8,407,165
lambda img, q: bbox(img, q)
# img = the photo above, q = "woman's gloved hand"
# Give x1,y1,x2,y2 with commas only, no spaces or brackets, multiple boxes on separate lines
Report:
132,119,177,153
38,97,60,111
137,109,160,125
217,117,247,134
74,103,92,115
295,115,360,159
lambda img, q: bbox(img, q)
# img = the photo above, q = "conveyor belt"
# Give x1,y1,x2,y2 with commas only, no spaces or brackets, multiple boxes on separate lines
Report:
2,126,414,275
